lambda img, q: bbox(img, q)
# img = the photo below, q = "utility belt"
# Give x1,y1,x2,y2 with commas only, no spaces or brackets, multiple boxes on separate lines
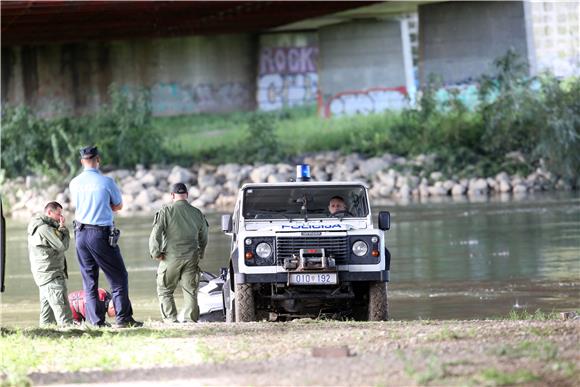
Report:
73,221,121,247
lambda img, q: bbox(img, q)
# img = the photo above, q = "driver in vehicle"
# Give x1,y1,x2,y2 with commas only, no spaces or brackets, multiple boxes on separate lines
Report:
328,196,348,215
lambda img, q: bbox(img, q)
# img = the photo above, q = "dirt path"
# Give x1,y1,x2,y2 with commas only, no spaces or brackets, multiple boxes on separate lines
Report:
29,319,579,386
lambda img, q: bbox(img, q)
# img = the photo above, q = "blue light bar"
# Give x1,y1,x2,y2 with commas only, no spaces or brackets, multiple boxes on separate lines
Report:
296,164,311,181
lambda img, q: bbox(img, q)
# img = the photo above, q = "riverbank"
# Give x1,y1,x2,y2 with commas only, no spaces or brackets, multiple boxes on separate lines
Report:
1,151,576,221
1,318,578,386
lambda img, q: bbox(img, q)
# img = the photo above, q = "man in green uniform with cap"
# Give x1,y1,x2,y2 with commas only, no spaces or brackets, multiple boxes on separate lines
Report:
149,182,208,323
27,201,74,326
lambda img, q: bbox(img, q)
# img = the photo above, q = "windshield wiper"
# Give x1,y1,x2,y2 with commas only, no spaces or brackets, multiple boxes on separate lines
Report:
296,194,309,222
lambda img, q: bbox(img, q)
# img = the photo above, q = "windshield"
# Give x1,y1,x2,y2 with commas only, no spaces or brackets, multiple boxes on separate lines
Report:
243,185,369,219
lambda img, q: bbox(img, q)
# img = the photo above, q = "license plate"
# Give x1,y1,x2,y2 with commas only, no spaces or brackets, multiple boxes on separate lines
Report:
289,272,337,285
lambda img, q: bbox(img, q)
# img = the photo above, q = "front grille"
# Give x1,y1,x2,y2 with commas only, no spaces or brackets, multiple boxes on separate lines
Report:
276,236,349,263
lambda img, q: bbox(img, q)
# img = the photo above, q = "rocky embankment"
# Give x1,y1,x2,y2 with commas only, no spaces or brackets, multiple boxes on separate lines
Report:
2,151,576,220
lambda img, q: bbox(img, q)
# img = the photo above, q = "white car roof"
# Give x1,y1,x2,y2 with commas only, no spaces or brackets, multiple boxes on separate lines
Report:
241,181,369,189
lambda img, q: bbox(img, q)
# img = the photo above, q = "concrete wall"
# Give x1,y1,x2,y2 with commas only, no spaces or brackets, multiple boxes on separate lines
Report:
529,1,580,77
1,35,257,117
257,33,319,111
318,20,409,117
419,1,530,84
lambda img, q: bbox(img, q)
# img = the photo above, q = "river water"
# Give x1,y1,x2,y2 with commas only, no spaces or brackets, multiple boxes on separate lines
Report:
1,192,578,327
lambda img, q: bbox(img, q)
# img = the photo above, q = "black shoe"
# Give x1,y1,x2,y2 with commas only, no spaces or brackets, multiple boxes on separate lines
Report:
114,318,143,328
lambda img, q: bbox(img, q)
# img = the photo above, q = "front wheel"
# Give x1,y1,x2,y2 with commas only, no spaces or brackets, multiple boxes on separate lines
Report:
235,283,256,322
368,282,389,321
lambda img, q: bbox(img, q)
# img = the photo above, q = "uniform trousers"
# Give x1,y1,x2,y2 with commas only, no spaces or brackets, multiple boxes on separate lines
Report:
156,258,200,322
75,226,133,325
39,276,73,326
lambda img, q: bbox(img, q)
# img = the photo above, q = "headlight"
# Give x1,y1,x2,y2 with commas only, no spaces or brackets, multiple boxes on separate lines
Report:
352,241,368,256
371,236,379,244
245,238,252,245
255,242,272,258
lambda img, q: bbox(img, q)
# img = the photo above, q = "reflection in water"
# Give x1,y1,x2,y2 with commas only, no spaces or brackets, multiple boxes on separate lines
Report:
1,192,578,326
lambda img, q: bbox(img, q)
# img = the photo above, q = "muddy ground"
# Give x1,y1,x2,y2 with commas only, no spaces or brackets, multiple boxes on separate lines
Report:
29,319,579,386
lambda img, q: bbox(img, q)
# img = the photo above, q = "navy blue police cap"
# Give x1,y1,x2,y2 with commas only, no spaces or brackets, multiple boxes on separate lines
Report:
172,183,188,194
79,146,99,159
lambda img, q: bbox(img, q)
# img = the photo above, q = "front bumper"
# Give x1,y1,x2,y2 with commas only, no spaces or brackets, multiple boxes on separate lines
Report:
235,269,389,284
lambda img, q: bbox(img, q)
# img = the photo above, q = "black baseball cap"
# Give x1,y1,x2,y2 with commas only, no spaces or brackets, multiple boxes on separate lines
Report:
79,146,99,159
172,183,188,194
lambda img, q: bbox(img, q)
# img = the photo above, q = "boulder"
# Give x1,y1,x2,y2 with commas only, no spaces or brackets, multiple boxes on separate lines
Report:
468,178,489,196
499,180,512,193
134,190,153,208
250,165,276,183
139,172,158,187
168,166,193,185
358,157,388,177
451,184,467,196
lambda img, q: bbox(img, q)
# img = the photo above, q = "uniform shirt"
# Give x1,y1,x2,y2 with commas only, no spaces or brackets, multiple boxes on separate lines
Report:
69,167,122,226
27,215,70,286
149,200,208,261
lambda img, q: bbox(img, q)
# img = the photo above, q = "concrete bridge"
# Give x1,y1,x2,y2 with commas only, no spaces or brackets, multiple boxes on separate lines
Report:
1,1,578,117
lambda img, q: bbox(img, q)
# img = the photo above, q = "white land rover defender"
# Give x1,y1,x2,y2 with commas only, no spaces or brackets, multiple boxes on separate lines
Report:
221,165,391,322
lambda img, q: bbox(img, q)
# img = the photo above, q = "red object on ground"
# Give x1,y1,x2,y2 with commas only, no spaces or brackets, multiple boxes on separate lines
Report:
68,288,111,322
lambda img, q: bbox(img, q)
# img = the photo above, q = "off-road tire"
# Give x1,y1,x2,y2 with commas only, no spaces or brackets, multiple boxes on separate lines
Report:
235,283,256,322
368,282,388,321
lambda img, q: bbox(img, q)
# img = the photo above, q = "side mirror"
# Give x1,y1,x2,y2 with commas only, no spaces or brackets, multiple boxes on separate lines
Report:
378,211,390,231
221,214,232,233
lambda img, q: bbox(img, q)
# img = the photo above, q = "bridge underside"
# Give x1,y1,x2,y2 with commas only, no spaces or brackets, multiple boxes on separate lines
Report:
1,1,380,45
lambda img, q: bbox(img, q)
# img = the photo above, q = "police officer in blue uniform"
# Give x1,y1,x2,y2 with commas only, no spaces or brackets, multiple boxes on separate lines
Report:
69,146,142,328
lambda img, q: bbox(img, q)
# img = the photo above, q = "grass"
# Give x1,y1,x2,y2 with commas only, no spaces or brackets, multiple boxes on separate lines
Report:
493,340,559,361
475,368,540,386
0,327,197,385
151,105,401,164
425,326,475,341
1,319,577,386
486,308,562,321
153,111,249,159
398,349,448,385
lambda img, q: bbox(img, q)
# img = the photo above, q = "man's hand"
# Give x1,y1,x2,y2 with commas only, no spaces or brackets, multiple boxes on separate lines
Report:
155,254,165,261
59,215,66,228
111,202,123,212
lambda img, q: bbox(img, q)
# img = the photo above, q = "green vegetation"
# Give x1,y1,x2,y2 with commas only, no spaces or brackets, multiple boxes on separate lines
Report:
0,326,194,386
398,349,448,385
475,368,540,386
0,321,577,386
493,340,559,361
505,309,560,321
1,51,578,185
1,85,161,181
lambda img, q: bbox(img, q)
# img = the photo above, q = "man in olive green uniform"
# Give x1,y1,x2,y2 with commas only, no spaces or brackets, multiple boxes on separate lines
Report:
149,183,208,323
27,201,74,326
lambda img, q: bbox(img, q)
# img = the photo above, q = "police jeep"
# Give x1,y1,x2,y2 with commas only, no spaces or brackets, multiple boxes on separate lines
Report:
221,166,391,322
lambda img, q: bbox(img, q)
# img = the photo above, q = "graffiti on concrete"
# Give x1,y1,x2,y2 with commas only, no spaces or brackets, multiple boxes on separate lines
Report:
325,87,408,117
435,83,479,111
257,46,319,111
151,82,251,115
259,47,318,75
257,73,318,111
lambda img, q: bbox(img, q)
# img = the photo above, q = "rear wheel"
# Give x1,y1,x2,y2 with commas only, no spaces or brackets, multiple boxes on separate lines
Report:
368,282,388,321
235,283,256,322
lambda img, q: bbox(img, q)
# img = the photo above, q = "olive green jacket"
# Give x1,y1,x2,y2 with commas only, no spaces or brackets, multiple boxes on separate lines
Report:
27,215,70,287
149,200,208,261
